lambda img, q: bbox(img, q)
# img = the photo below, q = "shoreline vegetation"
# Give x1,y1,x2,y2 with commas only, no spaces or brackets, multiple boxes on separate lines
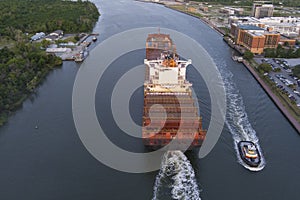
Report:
151,1,300,132
0,0,100,126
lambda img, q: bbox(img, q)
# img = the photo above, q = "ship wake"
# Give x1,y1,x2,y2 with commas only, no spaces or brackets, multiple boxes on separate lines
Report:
152,151,201,200
221,67,266,171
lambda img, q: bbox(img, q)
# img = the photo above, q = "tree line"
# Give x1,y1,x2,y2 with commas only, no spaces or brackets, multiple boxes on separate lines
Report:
0,44,62,125
264,45,300,58
0,0,100,39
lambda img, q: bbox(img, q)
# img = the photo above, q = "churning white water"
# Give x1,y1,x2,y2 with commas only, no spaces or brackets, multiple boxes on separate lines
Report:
152,151,201,200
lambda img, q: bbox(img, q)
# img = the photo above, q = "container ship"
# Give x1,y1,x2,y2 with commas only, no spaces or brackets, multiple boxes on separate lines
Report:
142,33,206,150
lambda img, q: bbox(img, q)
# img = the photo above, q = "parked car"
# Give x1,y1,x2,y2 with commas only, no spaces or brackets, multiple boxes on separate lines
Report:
286,69,292,73
289,95,296,101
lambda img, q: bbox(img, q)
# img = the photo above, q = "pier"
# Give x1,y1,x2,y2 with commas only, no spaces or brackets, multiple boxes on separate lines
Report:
54,33,99,62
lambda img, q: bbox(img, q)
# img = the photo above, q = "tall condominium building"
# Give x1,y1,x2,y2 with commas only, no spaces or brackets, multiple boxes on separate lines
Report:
252,4,274,19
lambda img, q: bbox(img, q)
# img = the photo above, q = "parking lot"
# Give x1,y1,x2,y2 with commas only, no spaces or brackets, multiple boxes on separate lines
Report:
254,57,300,106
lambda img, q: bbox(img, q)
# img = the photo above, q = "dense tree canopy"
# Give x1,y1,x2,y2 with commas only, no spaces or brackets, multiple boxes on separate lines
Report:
243,50,254,60
0,44,62,115
258,63,272,74
0,0,100,39
293,65,300,78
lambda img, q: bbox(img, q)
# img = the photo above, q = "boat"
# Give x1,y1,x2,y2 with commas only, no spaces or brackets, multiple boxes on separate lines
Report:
92,36,97,42
232,55,243,62
74,50,89,62
142,33,206,150
237,141,261,167
237,57,243,62
82,40,91,47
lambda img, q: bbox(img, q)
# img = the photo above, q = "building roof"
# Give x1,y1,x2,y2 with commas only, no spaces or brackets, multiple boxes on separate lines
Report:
238,24,264,30
247,31,264,37
45,35,58,41
53,30,63,34
30,32,45,40
280,35,295,40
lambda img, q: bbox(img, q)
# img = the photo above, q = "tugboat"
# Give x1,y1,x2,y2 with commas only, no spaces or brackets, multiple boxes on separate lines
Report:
238,141,261,167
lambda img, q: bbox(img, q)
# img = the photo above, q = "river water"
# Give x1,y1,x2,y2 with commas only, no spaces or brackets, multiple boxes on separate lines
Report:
0,0,299,199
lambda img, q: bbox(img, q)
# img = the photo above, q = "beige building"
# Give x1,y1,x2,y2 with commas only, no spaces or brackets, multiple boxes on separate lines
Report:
252,4,274,19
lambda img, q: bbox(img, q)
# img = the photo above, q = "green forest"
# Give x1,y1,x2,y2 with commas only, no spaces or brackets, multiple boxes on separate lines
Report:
0,0,100,39
0,0,100,125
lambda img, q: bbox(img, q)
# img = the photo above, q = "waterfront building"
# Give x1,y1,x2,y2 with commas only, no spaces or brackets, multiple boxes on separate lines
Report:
231,24,280,54
279,35,296,46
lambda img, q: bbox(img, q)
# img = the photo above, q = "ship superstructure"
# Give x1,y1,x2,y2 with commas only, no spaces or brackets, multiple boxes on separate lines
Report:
142,33,206,150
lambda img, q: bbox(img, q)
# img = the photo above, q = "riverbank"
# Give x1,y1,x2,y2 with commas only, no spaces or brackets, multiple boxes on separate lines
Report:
242,60,300,132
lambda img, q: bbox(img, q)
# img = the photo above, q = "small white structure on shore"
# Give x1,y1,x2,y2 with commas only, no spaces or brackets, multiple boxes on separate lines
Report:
31,32,45,41
46,47,71,53
45,30,64,41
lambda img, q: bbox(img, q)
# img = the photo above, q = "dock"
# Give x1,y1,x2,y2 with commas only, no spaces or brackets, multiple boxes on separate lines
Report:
49,33,99,62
